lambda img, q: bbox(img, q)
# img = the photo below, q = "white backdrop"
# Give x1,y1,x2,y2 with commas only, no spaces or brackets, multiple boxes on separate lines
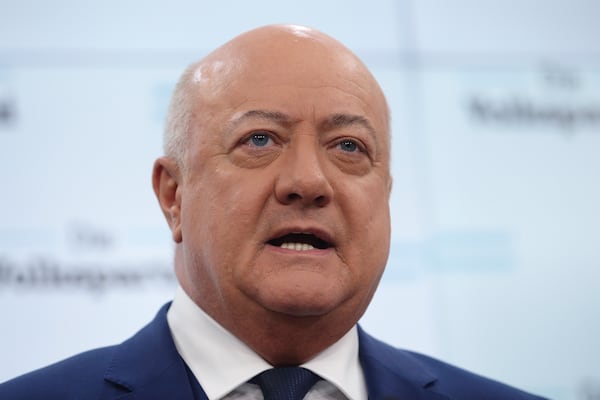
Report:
1,1,599,399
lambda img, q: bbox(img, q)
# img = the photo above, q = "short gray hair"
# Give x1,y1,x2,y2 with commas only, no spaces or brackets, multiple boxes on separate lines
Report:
163,64,197,166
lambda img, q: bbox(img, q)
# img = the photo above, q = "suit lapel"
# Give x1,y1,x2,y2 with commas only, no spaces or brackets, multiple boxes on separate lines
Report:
103,303,205,400
358,326,448,400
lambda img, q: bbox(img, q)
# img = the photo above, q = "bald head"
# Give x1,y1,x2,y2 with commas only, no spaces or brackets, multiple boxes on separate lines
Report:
163,24,390,166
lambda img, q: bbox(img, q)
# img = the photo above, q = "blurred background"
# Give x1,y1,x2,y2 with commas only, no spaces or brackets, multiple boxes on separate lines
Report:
1,1,599,399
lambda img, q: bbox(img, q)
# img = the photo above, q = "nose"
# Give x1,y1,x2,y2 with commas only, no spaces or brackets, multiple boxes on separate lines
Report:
274,137,333,208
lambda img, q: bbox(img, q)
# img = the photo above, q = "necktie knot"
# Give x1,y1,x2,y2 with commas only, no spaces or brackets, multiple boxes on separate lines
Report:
251,367,321,400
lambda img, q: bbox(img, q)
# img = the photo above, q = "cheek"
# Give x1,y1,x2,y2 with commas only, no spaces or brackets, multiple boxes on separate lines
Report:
180,181,265,290
360,210,390,263
342,180,391,271
187,169,273,250
214,177,269,227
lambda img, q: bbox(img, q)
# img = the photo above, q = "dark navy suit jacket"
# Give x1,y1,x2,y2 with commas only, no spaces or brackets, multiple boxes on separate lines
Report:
0,303,548,399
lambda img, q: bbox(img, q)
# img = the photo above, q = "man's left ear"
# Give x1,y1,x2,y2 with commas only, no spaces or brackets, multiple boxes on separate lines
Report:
152,157,183,243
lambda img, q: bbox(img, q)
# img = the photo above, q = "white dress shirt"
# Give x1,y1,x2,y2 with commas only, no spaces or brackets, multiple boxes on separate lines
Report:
167,286,368,400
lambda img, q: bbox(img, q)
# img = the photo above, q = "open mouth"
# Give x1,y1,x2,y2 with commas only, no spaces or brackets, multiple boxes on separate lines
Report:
267,233,333,251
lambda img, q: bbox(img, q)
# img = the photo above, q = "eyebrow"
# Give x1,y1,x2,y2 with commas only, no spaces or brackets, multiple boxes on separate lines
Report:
321,114,377,141
229,110,294,129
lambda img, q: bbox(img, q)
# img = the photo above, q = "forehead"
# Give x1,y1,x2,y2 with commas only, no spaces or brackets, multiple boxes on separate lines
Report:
193,35,388,129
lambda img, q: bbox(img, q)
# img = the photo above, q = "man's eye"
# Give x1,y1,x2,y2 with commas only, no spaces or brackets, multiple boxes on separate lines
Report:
338,139,359,152
248,133,272,147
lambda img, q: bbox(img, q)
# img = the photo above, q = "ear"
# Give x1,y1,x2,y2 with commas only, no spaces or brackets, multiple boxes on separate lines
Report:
152,157,183,243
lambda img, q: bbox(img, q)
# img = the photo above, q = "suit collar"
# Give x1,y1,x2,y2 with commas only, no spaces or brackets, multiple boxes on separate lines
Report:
358,326,448,400
103,303,202,400
101,304,445,400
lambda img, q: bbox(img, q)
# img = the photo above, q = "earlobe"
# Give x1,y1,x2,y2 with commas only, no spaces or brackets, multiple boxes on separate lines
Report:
152,157,183,243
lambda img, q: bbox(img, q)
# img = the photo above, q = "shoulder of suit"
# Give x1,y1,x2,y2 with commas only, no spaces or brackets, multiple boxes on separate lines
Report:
404,351,548,399
358,328,548,400
0,345,127,400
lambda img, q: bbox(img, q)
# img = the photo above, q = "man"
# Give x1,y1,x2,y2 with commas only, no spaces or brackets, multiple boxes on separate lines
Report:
0,25,546,400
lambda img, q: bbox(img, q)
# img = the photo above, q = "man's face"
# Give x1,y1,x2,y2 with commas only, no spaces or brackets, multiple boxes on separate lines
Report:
171,29,391,337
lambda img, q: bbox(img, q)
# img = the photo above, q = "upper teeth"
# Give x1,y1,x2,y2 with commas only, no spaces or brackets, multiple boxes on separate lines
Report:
280,242,315,251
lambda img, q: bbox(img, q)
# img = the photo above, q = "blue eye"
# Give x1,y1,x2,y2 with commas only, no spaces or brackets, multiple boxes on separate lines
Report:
249,133,271,147
339,140,359,152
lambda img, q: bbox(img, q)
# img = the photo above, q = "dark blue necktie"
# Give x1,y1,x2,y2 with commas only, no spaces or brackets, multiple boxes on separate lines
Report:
251,367,321,400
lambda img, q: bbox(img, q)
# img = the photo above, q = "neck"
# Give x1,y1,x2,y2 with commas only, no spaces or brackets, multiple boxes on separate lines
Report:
240,313,355,365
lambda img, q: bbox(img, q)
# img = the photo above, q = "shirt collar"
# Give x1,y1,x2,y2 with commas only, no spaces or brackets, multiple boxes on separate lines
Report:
167,286,367,400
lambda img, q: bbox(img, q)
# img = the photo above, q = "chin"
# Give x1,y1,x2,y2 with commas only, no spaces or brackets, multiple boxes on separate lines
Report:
259,285,348,318
269,302,335,318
